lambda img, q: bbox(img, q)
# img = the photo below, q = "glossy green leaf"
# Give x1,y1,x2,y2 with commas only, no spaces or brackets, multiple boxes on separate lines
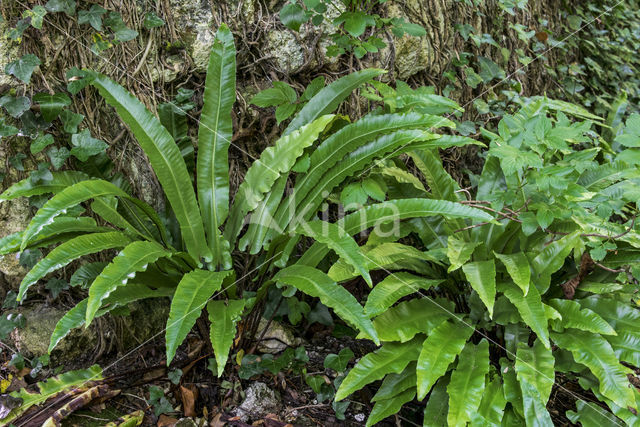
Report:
548,299,616,335
225,115,334,243
373,363,416,401
447,236,479,272
298,199,494,268
86,241,172,324
370,298,453,342
166,269,232,364
422,376,450,427
295,220,371,286
472,376,506,426
18,231,132,301
501,281,550,349
335,337,422,401
207,299,244,377
4,54,41,84
273,265,378,344
364,273,442,318
494,252,530,294
284,68,385,135
0,171,89,201
89,73,210,263
462,260,496,316
567,400,623,427
551,330,636,410
416,319,474,400
515,340,555,426
367,388,415,427
197,24,235,269
446,339,489,426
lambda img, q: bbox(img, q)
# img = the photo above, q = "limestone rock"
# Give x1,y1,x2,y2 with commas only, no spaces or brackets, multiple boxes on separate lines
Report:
234,382,282,422
256,318,299,354
264,30,305,73
9,304,98,365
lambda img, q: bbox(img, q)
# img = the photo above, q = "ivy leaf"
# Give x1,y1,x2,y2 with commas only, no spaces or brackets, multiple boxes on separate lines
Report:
45,278,69,299
44,0,76,16
78,5,106,31
33,92,71,122
29,162,53,184
0,117,19,138
280,3,308,31
31,133,55,154
0,95,31,118
5,54,41,84
324,348,354,372
478,57,506,82
47,146,70,170
23,6,47,29
66,67,95,95
9,153,27,171
104,12,138,42
143,11,165,28
19,249,42,268
59,109,84,133
70,129,108,161
334,12,376,38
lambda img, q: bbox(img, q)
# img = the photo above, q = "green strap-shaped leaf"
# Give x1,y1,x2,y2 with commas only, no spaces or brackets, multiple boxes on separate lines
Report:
578,295,640,332
86,241,173,324
166,269,232,364
548,299,616,335
372,363,416,401
50,284,173,353
416,319,474,400
494,252,530,295
329,242,442,282
0,217,108,255
207,299,245,377
284,68,385,135
335,337,422,401
273,265,378,344
501,281,550,349
89,73,210,263
239,174,287,254
409,149,461,202
364,273,442,319
446,339,490,426
552,330,636,410
367,388,415,427
0,171,89,201
91,197,147,239
423,376,450,426
472,377,506,426
18,232,133,301
447,236,479,272
20,180,129,249
607,331,640,367
462,260,496,317
197,24,235,269
567,400,624,427
515,340,555,426
370,298,453,343
531,232,581,278
298,198,494,268
225,115,335,243
295,220,371,286
267,112,454,249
